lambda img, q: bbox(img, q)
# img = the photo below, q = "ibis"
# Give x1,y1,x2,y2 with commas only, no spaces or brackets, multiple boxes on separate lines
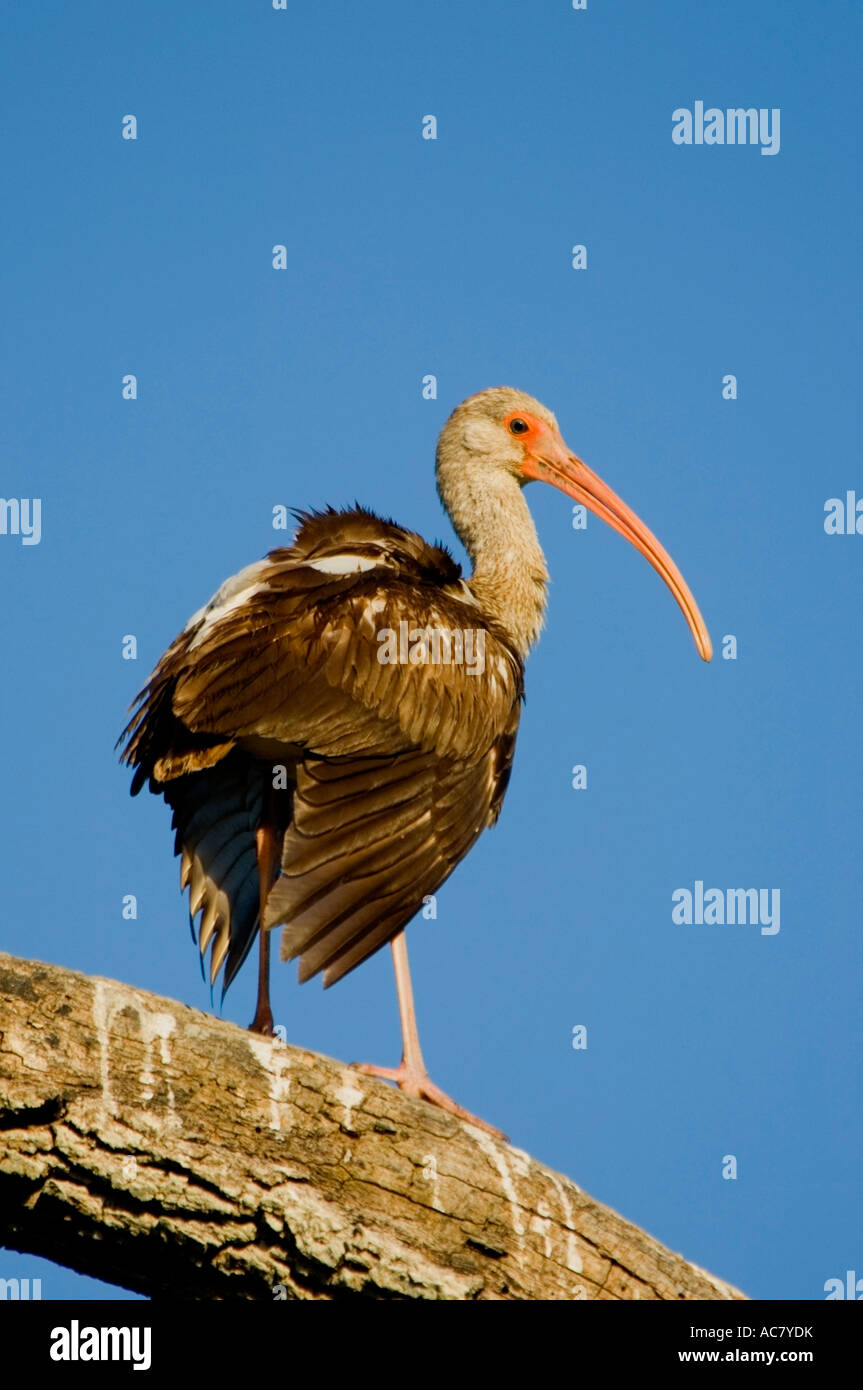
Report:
120,387,711,1134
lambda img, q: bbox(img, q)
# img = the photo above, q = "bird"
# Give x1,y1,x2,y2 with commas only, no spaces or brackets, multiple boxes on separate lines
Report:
119,386,711,1136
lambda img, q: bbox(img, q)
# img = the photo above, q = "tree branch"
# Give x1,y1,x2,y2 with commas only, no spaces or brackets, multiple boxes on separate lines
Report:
0,952,745,1300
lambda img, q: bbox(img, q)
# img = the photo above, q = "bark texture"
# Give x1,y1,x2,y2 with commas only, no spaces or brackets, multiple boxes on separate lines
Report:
0,953,746,1301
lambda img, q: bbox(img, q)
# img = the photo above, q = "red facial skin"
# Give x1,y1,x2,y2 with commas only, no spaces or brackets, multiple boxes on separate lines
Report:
503,410,712,662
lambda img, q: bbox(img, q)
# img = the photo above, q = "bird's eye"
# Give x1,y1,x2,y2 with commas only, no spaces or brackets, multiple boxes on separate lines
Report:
509,418,529,435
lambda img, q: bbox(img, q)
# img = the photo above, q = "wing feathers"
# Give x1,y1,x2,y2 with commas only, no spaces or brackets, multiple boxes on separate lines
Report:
119,506,524,997
157,751,273,988
263,740,516,987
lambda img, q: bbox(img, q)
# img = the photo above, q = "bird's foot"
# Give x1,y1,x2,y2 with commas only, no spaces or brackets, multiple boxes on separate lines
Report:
351,1060,507,1140
248,1010,274,1037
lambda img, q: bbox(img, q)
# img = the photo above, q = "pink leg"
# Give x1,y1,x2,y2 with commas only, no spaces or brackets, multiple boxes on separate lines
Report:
352,933,506,1139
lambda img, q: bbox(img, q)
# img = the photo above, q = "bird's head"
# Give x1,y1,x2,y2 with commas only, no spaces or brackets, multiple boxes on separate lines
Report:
437,386,712,661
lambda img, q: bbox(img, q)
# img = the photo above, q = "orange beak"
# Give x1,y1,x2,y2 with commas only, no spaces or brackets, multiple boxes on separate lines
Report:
522,429,712,662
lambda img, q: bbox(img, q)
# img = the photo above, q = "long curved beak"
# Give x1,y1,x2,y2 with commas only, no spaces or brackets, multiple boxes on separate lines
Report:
523,436,713,662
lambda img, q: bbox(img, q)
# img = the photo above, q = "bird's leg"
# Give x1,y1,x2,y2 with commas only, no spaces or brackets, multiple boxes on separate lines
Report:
352,932,507,1140
249,796,278,1036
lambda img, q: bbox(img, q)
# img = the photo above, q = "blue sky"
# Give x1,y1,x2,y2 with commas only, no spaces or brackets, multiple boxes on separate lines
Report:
1,0,860,1301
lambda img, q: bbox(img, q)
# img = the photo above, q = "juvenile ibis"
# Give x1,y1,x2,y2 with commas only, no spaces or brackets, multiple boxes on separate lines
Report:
120,387,711,1135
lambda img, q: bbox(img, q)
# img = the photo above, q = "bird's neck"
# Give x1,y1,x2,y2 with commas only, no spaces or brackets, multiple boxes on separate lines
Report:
445,472,549,659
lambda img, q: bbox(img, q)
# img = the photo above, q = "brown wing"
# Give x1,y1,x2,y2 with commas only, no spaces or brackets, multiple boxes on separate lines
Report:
120,506,524,989
266,709,520,986
163,749,280,991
